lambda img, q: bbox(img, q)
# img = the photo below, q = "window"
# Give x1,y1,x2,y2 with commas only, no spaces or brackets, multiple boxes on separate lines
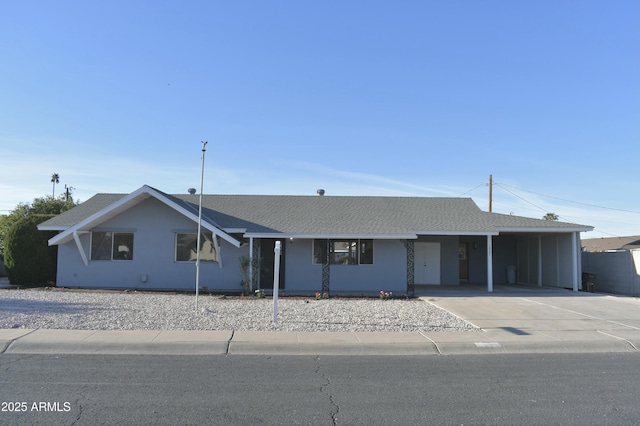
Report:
332,241,358,265
176,233,218,262
91,232,134,261
359,239,374,264
313,239,373,265
313,240,328,264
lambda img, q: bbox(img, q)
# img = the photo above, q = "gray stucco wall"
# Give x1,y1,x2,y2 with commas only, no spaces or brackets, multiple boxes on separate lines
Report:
582,250,640,297
56,198,249,291
415,236,459,285
283,239,407,295
493,235,518,284
329,240,407,294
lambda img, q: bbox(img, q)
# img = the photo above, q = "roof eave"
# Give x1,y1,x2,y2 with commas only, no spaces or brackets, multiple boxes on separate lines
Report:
244,233,419,240
415,230,499,236
496,226,594,233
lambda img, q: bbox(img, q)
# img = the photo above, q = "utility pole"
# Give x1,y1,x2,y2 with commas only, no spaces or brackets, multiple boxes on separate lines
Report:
488,174,493,212
64,185,74,203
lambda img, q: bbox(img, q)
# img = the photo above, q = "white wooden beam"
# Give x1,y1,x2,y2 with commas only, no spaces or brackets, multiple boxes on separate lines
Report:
73,231,88,266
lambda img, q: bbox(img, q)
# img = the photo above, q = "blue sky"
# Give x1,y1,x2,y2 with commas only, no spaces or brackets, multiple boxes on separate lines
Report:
1,1,639,237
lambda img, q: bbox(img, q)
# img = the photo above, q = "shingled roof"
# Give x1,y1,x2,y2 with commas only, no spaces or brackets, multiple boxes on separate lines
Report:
581,235,640,252
39,185,592,240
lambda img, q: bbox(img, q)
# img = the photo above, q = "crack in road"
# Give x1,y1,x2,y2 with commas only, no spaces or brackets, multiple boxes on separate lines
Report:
315,355,339,425
70,402,83,426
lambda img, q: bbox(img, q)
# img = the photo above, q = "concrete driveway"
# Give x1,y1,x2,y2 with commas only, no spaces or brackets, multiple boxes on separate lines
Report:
419,284,640,353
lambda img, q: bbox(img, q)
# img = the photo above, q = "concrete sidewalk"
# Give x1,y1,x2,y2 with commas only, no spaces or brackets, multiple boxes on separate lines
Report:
2,286,640,356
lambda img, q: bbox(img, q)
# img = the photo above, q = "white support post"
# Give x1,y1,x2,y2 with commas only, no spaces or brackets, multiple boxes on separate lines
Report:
572,232,579,292
273,241,282,323
538,235,542,287
249,237,254,292
537,236,543,286
487,234,493,292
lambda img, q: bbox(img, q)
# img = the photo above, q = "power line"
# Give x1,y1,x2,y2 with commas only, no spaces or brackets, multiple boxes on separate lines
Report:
495,181,640,214
493,182,636,237
494,183,549,214
458,183,485,197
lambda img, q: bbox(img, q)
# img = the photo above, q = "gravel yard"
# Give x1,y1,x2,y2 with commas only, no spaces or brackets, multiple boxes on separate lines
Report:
0,289,478,332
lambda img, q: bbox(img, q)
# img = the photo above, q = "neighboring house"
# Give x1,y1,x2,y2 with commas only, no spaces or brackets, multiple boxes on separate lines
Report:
582,236,640,297
581,236,640,252
38,185,593,295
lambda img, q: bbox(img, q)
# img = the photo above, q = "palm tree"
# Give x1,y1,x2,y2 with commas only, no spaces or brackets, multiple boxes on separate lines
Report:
51,173,60,198
543,212,559,221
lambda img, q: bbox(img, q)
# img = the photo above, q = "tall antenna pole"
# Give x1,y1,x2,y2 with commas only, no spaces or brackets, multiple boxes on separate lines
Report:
195,141,208,311
488,174,493,212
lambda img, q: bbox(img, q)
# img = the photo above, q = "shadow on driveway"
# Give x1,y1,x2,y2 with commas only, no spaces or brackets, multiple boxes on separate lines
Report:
415,283,595,298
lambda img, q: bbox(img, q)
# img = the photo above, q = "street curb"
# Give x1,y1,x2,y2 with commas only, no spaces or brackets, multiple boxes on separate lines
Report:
2,328,639,356
5,341,229,355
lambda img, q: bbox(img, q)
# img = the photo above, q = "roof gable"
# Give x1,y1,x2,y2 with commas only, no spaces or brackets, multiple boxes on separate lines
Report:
41,185,241,247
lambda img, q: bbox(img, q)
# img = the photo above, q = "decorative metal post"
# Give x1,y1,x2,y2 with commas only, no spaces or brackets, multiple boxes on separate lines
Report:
195,141,208,310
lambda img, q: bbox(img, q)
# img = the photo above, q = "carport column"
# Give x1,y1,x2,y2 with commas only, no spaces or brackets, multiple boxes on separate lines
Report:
572,232,579,292
249,237,254,290
537,236,543,286
487,234,493,292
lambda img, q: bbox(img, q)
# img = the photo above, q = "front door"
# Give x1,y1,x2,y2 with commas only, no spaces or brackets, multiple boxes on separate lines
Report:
414,242,441,285
260,239,285,290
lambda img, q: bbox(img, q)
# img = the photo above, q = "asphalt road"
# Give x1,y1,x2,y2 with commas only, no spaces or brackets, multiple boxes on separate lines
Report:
1,353,639,425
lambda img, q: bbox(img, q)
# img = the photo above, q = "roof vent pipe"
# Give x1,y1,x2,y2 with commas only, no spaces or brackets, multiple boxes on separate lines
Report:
317,189,325,196
188,188,196,195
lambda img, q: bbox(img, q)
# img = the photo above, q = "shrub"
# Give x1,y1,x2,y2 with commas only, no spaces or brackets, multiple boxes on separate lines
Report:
4,214,57,286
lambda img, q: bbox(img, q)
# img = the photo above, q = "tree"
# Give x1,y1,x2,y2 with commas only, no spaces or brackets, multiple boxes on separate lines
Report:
0,196,78,257
543,212,559,221
51,173,60,197
4,214,57,285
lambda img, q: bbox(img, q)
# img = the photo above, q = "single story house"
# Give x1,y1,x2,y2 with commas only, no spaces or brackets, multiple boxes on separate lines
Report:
38,185,593,295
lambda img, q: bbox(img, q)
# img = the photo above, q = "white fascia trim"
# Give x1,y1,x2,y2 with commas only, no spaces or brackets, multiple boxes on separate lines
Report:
38,225,69,231
221,228,247,234
243,233,418,240
496,226,594,233
49,185,153,246
48,185,242,248
415,230,499,236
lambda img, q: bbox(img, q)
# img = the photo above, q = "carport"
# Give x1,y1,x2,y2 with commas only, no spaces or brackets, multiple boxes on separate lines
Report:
460,227,591,292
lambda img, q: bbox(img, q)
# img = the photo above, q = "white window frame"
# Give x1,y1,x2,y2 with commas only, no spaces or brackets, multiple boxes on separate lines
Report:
90,231,134,261
312,239,374,265
175,232,219,263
